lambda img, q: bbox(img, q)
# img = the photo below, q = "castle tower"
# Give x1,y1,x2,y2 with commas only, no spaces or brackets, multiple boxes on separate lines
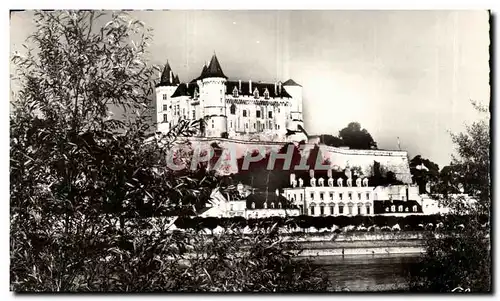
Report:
200,53,228,137
155,61,179,133
283,79,306,142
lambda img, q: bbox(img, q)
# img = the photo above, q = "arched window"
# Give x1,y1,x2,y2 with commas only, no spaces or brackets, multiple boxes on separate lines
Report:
271,202,275,209
412,205,418,212
329,202,335,215
391,205,396,212
230,104,236,115
251,202,255,209
263,202,267,209
278,202,282,209
232,86,239,97
398,205,403,212
310,203,316,216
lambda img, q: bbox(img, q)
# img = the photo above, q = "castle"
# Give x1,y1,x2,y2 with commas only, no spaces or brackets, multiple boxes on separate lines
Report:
155,53,307,142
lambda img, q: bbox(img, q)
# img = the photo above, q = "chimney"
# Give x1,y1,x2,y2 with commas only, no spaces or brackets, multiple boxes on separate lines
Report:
274,82,277,95
278,81,282,94
309,169,315,179
290,173,296,186
327,169,332,178
169,70,173,83
249,80,252,94
238,80,242,92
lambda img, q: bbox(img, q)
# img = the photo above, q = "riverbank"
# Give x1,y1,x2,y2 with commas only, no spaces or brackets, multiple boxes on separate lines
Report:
284,231,426,256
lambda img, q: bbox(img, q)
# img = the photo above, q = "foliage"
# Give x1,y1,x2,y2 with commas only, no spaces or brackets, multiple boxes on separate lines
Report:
409,155,440,194
407,101,491,293
319,134,345,147
338,122,377,150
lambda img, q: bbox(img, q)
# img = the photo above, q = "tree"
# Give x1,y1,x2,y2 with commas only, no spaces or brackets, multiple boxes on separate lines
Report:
408,101,491,292
409,155,440,194
338,122,377,150
320,134,345,147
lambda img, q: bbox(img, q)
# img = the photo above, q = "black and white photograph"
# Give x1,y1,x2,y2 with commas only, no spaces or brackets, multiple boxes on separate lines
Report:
9,8,492,293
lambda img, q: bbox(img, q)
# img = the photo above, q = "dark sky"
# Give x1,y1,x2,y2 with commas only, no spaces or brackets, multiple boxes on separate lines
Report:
10,10,490,168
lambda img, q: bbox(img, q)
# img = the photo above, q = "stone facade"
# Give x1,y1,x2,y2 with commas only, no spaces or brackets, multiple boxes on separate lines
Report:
283,171,420,216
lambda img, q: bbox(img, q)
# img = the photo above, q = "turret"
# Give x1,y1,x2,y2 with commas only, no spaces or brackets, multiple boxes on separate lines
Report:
200,53,228,137
155,61,179,133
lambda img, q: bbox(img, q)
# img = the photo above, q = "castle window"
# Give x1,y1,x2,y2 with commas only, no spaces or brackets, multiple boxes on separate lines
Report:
253,88,259,98
358,193,362,200
253,123,256,129
320,205,325,216
192,110,195,119
329,192,334,200
230,121,233,128
339,193,343,200
264,88,270,99
256,110,261,118
232,86,238,97
211,120,214,128
366,206,371,215
230,204,234,211
163,94,167,100
268,111,273,118
348,192,352,200
320,192,324,201
163,104,168,111
243,110,247,117
330,204,334,214
366,193,370,200
163,114,168,123
310,192,314,200
338,205,344,214
310,206,315,215
299,205,304,214
230,104,236,115
245,123,248,128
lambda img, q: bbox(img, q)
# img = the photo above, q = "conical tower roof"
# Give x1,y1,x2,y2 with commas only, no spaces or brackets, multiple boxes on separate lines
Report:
157,61,177,87
202,53,227,79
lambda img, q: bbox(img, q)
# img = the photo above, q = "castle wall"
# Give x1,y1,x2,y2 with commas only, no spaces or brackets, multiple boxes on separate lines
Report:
189,138,412,184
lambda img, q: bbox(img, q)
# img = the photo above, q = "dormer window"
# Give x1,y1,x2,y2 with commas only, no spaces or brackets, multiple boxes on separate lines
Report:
264,202,267,209
253,87,259,98
264,88,270,99
251,202,255,209
232,86,239,97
